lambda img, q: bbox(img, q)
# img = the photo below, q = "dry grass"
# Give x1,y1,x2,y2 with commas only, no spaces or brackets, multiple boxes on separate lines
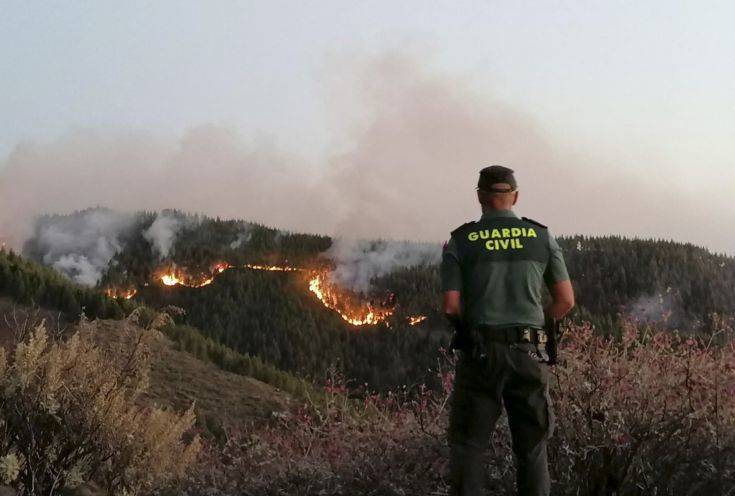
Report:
89,319,292,434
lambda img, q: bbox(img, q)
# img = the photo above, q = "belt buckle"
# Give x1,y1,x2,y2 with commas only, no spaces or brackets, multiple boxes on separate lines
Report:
519,328,531,343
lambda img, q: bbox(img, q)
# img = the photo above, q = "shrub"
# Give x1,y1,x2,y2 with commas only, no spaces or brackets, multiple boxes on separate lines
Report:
0,319,200,495
185,322,735,495
552,321,735,494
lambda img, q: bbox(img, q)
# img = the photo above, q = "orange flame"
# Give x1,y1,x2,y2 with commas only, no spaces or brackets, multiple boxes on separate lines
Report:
408,315,427,326
159,262,297,288
160,273,181,286
244,264,303,272
159,268,214,288
105,287,137,300
214,262,232,273
308,272,392,326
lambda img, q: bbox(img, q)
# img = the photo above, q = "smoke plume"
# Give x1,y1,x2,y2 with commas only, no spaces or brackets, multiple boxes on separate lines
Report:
229,228,253,250
627,289,683,329
143,212,184,259
326,238,441,292
1,52,733,255
28,208,135,286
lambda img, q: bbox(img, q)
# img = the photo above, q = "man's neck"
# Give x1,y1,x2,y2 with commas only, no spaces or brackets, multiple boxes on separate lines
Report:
480,207,518,220
481,206,514,214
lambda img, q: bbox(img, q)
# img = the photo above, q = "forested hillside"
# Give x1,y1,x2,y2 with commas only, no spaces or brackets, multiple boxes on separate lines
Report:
0,250,313,400
0,248,130,319
138,268,445,388
560,235,735,329
12,207,735,390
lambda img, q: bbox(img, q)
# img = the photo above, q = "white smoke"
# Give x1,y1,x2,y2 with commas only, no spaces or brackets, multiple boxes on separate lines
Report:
627,288,681,328
229,225,254,249
31,208,135,286
143,212,183,259
229,233,249,249
326,238,441,292
52,254,107,287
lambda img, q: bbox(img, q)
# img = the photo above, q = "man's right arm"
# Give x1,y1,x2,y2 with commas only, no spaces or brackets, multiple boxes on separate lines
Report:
544,234,575,320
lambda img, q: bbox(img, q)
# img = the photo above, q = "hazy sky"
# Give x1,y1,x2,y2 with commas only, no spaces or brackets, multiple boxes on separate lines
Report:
1,1,734,253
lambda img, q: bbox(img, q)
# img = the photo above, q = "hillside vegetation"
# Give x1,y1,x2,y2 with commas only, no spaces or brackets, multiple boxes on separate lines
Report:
1,209,734,494
0,315,200,494
0,249,130,320
185,322,735,495
0,252,311,401
14,208,735,391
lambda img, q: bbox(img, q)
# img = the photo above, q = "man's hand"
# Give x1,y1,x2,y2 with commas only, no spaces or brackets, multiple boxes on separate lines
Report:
443,290,461,316
545,280,575,320
443,291,467,352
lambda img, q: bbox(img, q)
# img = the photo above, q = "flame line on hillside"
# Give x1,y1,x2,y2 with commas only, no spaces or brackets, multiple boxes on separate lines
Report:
308,273,391,326
108,261,427,327
104,287,137,300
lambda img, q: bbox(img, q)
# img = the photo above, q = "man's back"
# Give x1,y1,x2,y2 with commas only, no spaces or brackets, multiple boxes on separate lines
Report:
442,210,568,330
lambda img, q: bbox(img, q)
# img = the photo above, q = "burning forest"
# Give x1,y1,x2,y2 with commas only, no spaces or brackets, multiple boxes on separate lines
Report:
103,287,137,300
107,260,427,327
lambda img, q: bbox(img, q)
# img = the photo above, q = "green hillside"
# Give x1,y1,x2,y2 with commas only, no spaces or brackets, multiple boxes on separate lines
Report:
13,208,735,390
0,251,312,402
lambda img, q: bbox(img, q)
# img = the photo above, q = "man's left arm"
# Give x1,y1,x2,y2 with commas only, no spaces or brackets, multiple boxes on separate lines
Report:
544,234,575,320
441,238,462,316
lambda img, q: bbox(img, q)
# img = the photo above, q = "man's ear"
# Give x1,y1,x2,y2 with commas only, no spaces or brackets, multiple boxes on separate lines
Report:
512,191,519,206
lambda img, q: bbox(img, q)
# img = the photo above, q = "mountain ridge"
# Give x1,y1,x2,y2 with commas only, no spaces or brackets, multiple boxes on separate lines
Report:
6,207,734,390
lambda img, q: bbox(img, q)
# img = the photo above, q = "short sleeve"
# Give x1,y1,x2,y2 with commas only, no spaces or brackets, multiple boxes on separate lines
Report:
440,237,462,291
544,233,570,285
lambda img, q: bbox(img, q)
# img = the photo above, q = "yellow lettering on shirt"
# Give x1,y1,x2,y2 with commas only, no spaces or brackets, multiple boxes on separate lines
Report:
465,225,538,251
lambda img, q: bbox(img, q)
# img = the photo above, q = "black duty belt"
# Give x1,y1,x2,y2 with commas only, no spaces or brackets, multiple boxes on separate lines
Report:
477,325,547,345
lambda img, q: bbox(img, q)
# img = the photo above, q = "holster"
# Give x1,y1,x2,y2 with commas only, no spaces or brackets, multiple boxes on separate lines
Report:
447,314,469,351
544,317,562,366
447,314,488,360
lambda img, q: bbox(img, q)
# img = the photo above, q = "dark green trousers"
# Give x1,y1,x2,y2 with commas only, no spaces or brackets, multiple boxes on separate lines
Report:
448,341,554,496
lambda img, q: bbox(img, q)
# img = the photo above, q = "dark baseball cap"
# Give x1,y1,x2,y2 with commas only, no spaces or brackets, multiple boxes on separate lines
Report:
477,165,517,193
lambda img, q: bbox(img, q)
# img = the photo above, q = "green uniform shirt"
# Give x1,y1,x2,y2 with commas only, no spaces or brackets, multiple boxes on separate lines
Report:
441,209,569,329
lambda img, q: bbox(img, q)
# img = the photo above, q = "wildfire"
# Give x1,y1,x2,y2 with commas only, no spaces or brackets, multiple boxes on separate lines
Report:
151,261,426,328
244,264,302,272
308,273,393,326
159,262,231,287
408,315,427,326
160,270,213,287
160,274,181,286
105,287,137,300
214,262,231,273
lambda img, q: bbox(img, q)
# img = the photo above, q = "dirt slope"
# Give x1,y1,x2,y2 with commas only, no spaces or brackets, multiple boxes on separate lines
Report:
89,319,292,430
0,299,292,431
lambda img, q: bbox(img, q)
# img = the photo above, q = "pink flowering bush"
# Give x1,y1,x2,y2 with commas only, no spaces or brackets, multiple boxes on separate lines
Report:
182,321,735,495
551,320,735,494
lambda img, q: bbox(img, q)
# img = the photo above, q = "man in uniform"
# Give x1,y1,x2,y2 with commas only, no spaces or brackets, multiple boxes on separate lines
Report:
441,165,575,496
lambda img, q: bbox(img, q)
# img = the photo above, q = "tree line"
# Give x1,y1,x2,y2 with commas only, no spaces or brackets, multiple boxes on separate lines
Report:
12,209,735,390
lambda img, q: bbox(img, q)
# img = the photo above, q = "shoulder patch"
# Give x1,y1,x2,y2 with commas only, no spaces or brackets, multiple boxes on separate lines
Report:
450,221,476,237
521,217,548,229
